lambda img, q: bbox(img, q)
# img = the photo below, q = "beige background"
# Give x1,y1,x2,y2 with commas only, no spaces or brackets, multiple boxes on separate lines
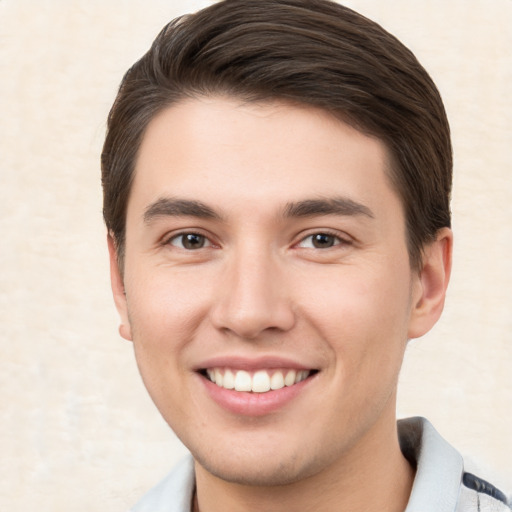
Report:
0,0,510,510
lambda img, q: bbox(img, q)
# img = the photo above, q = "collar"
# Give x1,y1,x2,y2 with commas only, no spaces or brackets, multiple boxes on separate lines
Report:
130,455,195,512
400,417,464,512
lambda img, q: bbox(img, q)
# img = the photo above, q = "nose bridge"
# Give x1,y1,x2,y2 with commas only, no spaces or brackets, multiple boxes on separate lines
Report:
211,241,295,338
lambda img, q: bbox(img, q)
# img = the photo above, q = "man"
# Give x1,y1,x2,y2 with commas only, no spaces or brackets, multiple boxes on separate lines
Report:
101,1,510,510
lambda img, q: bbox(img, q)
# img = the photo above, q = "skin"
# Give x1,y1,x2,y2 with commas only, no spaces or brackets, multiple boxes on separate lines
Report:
109,97,452,512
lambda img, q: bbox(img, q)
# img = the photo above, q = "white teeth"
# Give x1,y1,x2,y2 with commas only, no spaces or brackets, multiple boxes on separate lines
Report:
214,368,223,387
223,369,235,389
206,368,312,393
270,371,285,390
295,370,308,384
252,370,271,393
234,370,252,392
284,370,296,386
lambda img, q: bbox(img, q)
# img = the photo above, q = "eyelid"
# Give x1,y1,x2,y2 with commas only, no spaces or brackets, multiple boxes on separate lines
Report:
159,227,352,250
294,229,352,249
162,229,218,249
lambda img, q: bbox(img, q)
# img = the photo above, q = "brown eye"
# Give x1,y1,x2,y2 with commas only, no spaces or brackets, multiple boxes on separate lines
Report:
311,233,336,248
297,232,341,249
169,233,210,250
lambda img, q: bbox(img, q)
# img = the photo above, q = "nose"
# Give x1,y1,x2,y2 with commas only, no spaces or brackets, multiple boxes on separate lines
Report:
210,249,296,340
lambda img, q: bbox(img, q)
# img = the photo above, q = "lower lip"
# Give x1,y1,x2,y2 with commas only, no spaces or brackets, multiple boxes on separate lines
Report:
199,373,316,417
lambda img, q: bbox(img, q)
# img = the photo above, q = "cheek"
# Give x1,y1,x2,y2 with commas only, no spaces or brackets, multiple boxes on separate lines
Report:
299,263,412,370
123,268,215,423
125,266,214,358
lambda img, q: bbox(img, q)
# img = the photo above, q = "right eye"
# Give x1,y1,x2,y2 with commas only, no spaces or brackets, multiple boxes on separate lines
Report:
167,232,212,250
297,232,341,249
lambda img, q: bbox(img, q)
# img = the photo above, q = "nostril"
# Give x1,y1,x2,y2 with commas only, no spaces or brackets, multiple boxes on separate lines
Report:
212,306,296,340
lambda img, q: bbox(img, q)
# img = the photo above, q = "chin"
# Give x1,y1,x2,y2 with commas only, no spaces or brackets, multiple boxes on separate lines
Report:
197,458,304,487
192,443,330,487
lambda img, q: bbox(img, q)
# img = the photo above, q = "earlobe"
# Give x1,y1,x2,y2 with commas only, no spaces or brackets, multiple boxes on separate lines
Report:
107,234,133,341
408,227,453,339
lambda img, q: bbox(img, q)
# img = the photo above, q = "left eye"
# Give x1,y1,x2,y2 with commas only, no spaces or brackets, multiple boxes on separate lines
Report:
297,233,343,249
168,233,212,250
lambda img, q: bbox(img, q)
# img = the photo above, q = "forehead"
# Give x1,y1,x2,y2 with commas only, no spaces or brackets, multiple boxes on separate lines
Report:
129,96,402,223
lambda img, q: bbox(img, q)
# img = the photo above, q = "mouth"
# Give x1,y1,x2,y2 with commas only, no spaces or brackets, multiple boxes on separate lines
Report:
200,367,318,393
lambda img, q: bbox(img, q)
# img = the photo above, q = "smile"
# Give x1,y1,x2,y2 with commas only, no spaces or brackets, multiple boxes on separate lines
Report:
204,368,314,393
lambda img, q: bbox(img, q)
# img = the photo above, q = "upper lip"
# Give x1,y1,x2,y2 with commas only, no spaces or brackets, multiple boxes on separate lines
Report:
194,355,317,372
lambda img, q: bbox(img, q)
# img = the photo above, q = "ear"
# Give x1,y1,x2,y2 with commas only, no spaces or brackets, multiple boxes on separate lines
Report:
107,234,132,341
408,227,453,339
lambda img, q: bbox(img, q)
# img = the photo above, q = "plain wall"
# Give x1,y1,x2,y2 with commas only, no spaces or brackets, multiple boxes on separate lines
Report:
0,1,510,510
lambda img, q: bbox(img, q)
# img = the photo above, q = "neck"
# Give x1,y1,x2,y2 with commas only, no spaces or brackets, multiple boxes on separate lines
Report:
193,410,415,512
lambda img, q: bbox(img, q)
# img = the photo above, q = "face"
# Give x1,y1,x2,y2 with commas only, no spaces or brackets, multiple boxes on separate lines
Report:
110,97,448,486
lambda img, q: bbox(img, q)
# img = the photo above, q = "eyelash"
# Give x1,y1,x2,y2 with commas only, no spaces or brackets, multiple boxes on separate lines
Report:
295,230,351,250
164,231,214,250
163,230,351,251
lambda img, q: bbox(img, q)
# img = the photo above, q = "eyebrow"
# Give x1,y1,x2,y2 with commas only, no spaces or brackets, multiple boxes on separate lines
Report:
143,198,221,223
283,197,374,219
143,196,374,224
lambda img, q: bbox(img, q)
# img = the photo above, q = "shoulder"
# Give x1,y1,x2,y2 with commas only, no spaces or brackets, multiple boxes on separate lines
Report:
457,472,511,512
129,455,195,512
398,417,511,512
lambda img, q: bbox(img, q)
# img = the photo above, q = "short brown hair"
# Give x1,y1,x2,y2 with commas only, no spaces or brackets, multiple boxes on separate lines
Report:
101,0,452,270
